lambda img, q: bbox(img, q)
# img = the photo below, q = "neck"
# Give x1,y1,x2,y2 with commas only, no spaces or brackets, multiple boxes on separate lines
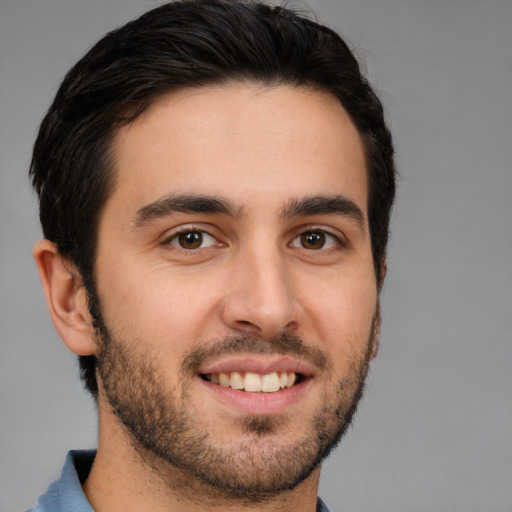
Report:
83,400,321,512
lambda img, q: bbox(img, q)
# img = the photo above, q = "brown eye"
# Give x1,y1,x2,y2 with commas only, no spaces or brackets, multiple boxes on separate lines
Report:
169,230,216,250
290,230,340,251
177,231,203,249
300,232,325,250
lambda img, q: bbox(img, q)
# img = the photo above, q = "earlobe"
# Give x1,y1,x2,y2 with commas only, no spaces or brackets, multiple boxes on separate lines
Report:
369,303,382,360
378,261,388,292
370,263,387,359
369,334,379,360
33,239,96,356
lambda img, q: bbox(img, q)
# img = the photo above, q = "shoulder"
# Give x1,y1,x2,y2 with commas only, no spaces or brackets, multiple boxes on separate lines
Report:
317,496,333,512
26,450,96,512
26,478,60,512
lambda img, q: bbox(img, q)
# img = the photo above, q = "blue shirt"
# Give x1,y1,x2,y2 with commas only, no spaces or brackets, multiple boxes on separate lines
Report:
28,450,332,511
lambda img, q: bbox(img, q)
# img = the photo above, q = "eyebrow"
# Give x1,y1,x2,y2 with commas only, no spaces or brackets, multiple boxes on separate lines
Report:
132,193,241,228
282,195,365,227
132,192,365,230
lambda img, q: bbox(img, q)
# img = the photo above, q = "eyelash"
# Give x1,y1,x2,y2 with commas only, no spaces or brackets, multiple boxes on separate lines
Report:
290,229,345,251
162,227,220,251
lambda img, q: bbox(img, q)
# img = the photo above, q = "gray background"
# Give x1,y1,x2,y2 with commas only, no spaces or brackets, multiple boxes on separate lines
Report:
1,0,511,511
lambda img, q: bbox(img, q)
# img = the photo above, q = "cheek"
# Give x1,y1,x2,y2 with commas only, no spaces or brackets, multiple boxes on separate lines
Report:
300,268,377,359
96,261,223,352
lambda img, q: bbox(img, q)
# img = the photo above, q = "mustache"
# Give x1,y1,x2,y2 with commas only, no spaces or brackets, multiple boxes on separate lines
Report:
183,332,330,374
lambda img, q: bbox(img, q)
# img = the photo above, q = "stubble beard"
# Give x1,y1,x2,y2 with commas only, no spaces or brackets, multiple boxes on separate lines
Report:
92,305,378,503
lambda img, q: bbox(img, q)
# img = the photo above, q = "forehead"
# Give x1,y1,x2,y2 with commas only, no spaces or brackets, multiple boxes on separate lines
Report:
107,83,368,219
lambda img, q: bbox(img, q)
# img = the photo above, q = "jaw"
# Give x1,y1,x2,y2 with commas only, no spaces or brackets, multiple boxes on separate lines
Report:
89,351,367,511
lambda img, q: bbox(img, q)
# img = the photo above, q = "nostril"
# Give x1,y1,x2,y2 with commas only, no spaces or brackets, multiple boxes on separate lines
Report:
284,320,298,332
233,319,259,332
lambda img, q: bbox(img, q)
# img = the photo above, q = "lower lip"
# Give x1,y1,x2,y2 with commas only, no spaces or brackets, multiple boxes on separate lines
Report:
198,377,311,416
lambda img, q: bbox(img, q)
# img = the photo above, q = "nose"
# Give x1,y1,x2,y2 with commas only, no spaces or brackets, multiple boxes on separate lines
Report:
219,245,301,339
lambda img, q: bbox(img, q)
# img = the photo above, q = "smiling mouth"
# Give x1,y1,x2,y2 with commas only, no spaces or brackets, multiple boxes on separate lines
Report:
200,371,303,393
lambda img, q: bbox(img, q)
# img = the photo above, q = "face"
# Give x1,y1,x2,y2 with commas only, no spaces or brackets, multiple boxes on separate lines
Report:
92,83,379,499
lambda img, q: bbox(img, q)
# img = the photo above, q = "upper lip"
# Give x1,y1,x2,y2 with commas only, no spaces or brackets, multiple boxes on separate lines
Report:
197,356,316,377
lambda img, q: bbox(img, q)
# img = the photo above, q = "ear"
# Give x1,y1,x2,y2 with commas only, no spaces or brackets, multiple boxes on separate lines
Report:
369,302,382,360
33,239,97,356
377,260,387,292
368,262,387,360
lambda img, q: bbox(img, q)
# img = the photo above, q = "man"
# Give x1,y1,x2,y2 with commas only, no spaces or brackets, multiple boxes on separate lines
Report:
28,1,395,510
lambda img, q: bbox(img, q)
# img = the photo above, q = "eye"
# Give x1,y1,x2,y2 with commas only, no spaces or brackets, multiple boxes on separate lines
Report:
291,230,340,250
168,230,217,250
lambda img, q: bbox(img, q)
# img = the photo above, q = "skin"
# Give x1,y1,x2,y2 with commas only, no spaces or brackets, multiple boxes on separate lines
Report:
34,83,382,512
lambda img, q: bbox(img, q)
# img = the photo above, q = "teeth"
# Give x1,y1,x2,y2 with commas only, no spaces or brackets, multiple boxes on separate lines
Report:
230,371,244,390
205,371,299,392
244,372,262,392
261,372,280,392
219,373,230,387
